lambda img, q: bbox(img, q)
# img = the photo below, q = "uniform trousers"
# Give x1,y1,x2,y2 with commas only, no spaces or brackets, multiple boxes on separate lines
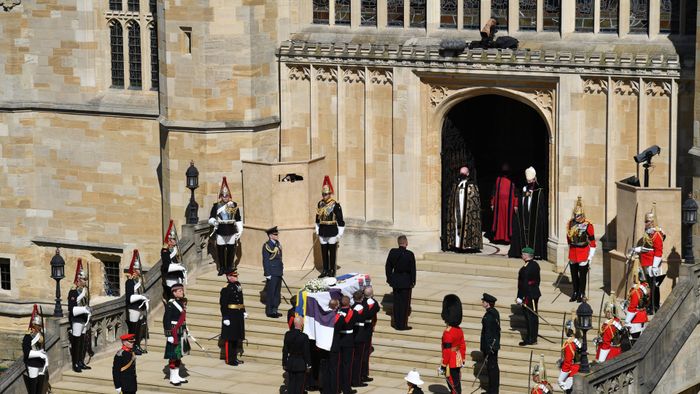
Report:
392,288,411,329
265,276,282,315
523,298,539,343
486,350,499,394
351,341,367,386
445,367,461,394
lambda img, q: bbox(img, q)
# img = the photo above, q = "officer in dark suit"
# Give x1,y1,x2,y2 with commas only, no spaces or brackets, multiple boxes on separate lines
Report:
517,247,541,346
262,226,284,318
112,333,138,394
283,316,311,394
219,269,247,366
480,293,501,394
385,235,416,330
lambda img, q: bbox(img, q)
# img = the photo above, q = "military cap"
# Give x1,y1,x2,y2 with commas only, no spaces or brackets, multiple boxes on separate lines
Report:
266,226,279,235
521,247,535,255
120,333,136,341
482,293,497,304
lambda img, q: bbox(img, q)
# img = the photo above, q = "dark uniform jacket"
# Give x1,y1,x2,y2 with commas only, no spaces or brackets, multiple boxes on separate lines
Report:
332,307,356,351
22,333,46,369
163,299,187,342
480,307,501,355
160,248,185,282
315,199,345,237
282,329,311,372
262,240,284,277
517,260,542,303
125,278,146,311
112,347,137,391
385,247,416,289
209,201,242,236
68,287,88,324
220,281,246,340
356,298,379,342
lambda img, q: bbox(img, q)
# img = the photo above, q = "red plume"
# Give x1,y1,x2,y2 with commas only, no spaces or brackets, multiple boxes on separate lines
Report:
219,177,231,199
28,304,39,329
128,249,141,275
163,219,175,244
322,175,334,194
73,258,84,286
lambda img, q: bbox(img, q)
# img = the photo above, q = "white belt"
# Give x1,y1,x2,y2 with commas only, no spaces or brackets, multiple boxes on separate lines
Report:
355,322,365,326
340,330,353,334
170,321,178,325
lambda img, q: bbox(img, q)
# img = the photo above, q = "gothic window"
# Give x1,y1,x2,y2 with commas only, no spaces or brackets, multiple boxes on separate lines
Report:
109,0,122,11
109,21,125,88
313,0,329,24
150,23,158,90
519,0,537,31
149,0,156,14
103,259,121,296
335,0,351,25
686,0,697,35
410,0,426,27
128,22,142,89
575,0,594,32
543,0,561,31
0,259,10,290
463,0,479,29
629,0,649,33
127,0,139,12
361,0,377,26
659,0,679,33
387,0,404,27
440,0,457,28
491,0,508,30
600,0,619,33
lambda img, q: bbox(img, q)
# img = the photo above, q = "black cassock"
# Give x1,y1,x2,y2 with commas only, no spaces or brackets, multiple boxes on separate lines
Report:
509,187,547,260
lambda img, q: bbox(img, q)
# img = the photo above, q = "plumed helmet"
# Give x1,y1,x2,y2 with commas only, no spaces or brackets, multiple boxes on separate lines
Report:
128,249,141,276
531,353,547,381
573,196,585,217
163,219,177,245
645,202,658,228
28,304,42,329
525,166,537,182
322,175,334,195
441,294,463,327
73,258,87,285
218,177,231,199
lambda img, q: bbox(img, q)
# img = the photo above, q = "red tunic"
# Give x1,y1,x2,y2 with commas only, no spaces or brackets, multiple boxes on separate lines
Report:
531,382,553,394
561,339,580,375
627,285,649,324
595,318,623,361
441,326,466,368
566,220,596,263
490,176,518,243
639,231,663,268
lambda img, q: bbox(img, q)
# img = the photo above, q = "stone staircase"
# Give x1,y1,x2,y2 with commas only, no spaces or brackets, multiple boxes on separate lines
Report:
50,252,606,394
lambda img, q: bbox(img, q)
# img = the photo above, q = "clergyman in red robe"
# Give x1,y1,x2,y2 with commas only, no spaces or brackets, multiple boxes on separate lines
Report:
490,168,518,244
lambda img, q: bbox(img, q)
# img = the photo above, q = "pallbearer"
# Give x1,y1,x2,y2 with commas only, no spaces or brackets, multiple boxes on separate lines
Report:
23,305,48,394
315,176,345,278
209,177,243,275
125,249,149,355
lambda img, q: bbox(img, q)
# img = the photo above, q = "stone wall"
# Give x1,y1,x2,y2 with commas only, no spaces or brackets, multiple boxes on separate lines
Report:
655,322,700,393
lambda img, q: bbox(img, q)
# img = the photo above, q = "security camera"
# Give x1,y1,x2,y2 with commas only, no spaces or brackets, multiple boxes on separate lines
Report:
633,145,661,164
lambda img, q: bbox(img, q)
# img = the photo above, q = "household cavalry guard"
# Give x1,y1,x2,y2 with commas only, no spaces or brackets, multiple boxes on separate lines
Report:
23,304,48,394
632,204,665,315
315,176,345,278
209,177,244,276
163,283,189,386
440,294,466,394
161,220,187,300
566,197,596,302
219,269,247,366
125,249,149,355
595,292,624,363
557,314,581,394
625,261,649,341
68,258,92,373
530,354,553,394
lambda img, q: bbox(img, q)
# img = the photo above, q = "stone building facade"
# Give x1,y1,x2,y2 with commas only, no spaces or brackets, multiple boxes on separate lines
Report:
0,0,698,302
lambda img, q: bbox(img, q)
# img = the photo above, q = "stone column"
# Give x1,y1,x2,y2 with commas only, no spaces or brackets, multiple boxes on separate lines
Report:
281,64,311,161
619,0,631,36
642,79,673,188
480,0,491,28
338,67,366,220
366,69,394,223
377,0,388,27
311,65,339,183
508,0,519,33
561,0,575,34
649,0,661,37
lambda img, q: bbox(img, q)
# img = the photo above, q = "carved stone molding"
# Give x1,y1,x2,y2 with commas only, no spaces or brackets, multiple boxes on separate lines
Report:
645,80,671,97
315,66,337,83
1,0,20,11
287,64,310,81
531,90,554,116
594,369,635,393
429,86,453,107
342,67,365,84
583,77,609,94
368,69,393,85
613,79,640,96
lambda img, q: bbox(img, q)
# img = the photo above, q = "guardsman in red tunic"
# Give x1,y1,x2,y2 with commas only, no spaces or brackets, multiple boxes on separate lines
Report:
625,263,649,340
595,292,623,362
439,294,466,394
530,354,553,394
566,197,596,302
557,317,581,394
632,205,665,315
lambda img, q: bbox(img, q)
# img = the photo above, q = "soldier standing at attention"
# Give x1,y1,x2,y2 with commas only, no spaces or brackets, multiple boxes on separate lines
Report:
220,269,247,366
315,176,345,278
262,226,284,318
517,247,541,346
209,177,244,275
282,316,311,394
480,293,501,394
112,333,138,394
385,235,416,330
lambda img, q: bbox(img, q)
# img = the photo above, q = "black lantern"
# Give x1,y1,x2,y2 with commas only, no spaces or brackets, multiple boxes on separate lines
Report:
50,248,65,317
185,160,200,224
682,193,698,265
576,300,593,373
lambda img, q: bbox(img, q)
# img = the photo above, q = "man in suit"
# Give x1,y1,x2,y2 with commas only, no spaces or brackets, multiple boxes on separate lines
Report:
283,316,311,394
262,226,284,318
385,235,416,330
517,247,541,346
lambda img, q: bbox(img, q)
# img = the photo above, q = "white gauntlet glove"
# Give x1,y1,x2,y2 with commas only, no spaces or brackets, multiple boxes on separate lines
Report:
315,224,319,235
116,388,122,393
337,226,345,238
73,306,90,316
516,298,523,305
167,336,174,344
223,319,230,326
208,217,218,227
633,246,642,254
244,312,248,319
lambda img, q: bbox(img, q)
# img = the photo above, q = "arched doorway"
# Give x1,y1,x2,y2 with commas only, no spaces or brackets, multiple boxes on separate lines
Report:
440,94,550,253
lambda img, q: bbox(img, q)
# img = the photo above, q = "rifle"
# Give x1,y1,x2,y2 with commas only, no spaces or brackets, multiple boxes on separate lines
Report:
39,306,52,393
527,350,533,394
560,312,566,348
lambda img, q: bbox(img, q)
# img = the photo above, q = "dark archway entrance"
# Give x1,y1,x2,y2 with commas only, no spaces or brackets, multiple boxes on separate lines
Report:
440,94,549,252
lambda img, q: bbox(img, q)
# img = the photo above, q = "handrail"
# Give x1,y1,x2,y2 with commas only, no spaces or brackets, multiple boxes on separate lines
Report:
0,222,212,394
575,263,700,393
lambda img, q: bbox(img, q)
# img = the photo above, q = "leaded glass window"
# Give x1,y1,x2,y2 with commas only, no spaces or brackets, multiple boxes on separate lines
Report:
150,24,158,90
387,0,404,27
109,22,124,88
128,22,142,89
149,0,156,14
361,0,377,26
686,0,697,35
575,0,594,32
463,0,479,29
491,0,508,30
441,0,457,28
127,0,139,12
335,0,351,25
629,0,649,33
543,0,561,31
410,0,426,28
109,0,122,11
600,0,619,33
519,0,537,31
659,0,679,33
313,0,329,24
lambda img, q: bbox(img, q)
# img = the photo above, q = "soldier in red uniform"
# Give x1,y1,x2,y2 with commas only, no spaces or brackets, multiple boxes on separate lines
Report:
439,294,466,394
566,197,596,302
557,317,581,394
595,292,623,362
530,354,553,394
632,205,665,314
625,263,649,341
